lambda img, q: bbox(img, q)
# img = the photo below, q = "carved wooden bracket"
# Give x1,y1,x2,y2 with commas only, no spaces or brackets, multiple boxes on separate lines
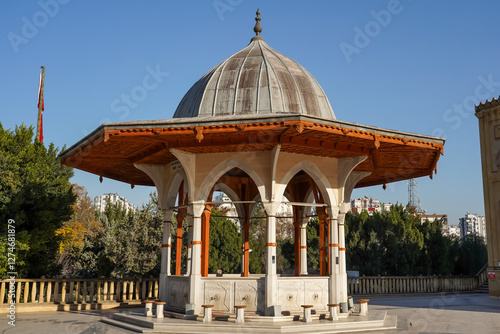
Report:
236,124,247,131
195,127,204,142
294,123,305,133
104,130,120,142
373,135,380,149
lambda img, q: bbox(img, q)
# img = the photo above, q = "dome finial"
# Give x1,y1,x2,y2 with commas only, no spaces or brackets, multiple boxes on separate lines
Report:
254,9,262,36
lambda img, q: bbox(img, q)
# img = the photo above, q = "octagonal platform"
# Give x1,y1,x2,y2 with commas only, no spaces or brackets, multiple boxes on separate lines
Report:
102,307,397,333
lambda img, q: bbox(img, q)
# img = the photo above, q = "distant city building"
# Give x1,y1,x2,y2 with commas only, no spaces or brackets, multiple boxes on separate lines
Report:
213,192,292,222
419,214,448,225
94,193,136,213
419,213,449,235
213,192,238,220
351,197,390,215
459,212,486,240
444,225,461,238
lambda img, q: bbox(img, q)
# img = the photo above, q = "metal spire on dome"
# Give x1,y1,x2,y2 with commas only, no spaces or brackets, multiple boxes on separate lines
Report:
251,9,265,42
254,9,262,35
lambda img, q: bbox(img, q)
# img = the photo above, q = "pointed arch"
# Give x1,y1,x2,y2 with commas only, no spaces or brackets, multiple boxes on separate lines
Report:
196,158,267,203
276,159,337,207
166,171,188,209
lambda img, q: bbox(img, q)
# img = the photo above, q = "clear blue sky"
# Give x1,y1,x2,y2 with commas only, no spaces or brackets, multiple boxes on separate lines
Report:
2,0,499,227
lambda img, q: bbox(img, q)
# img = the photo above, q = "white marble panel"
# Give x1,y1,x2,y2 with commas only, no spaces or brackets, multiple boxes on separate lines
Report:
204,281,232,312
278,279,304,311
234,281,258,311
303,279,328,310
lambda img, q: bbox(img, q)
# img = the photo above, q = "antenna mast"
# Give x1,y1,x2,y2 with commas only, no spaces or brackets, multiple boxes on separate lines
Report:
408,178,422,212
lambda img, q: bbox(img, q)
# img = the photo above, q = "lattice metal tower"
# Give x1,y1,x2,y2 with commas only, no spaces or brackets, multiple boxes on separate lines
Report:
408,178,422,211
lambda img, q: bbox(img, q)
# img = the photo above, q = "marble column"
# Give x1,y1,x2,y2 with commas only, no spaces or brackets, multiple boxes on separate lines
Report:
159,209,173,302
300,218,308,276
328,207,340,306
338,207,348,306
187,203,204,316
264,203,279,316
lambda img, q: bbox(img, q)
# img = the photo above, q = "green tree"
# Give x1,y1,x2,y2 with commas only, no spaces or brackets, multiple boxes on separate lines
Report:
208,208,241,274
57,191,163,279
99,193,162,278
249,203,266,274
306,217,320,274
418,218,452,275
0,124,75,277
345,204,488,277
346,204,425,276
451,234,487,276
56,184,103,277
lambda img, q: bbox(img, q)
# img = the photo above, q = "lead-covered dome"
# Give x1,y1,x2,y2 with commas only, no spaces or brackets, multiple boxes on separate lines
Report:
173,11,335,120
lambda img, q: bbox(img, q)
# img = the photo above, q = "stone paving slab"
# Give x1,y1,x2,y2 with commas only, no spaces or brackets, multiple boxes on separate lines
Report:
364,293,500,334
0,293,498,333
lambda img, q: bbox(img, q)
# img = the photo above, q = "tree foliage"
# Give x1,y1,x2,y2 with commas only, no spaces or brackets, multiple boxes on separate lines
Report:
249,206,266,274
208,208,241,274
54,188,488,279
58,190,163,279
346,204,487,276
0,124,75,278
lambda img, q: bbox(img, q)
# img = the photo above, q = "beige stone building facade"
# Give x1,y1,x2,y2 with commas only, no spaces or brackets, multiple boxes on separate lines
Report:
476,96,500,297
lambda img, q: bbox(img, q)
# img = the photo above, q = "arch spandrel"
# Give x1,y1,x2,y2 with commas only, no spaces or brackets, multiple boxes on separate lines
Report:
337,156,370,205
274,153,338,207
133,164,167,210
193,151,275,203
170,149,197,204
134,163,190,211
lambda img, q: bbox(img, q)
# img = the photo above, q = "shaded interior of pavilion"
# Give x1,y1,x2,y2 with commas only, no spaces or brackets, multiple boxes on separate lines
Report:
170,167,335,279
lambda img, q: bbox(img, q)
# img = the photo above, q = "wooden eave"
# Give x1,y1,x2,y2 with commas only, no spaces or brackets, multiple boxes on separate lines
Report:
60,115,445,188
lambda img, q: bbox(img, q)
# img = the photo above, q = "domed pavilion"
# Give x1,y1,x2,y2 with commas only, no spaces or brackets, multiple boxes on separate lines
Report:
61,10,445,318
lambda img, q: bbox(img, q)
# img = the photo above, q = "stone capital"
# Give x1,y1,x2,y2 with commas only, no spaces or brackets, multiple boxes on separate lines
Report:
190,201,206,218
339,202,350,215
327,205,340,220
162,209,174,222
262,201,281,216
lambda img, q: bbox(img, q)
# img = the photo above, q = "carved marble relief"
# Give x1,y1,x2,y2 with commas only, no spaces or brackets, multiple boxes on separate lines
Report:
278,280,304,311
205,281,232,312
235,281,259,311
303,280,328,309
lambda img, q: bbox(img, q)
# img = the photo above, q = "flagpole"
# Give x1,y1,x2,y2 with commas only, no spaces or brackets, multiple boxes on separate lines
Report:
36,66,45,142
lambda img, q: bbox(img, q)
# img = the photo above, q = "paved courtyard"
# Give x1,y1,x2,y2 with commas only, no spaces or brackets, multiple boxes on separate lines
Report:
0,293,499,333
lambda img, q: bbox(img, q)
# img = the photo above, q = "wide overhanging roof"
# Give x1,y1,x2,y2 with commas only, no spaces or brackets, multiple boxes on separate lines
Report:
60,114,444,189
